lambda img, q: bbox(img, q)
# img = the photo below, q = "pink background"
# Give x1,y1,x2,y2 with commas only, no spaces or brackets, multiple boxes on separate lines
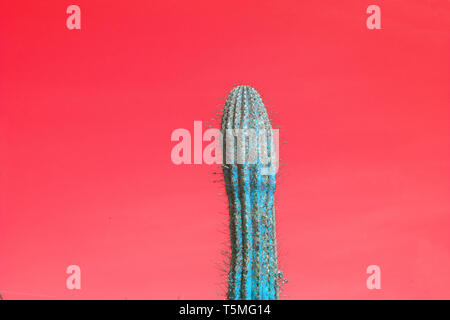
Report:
0,0,449,299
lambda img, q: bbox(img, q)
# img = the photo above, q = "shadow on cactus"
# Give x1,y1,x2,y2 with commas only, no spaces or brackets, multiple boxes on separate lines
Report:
220,85,283,300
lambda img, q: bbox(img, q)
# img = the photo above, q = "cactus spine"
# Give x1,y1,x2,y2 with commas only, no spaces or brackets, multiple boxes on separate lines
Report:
221,85,279,300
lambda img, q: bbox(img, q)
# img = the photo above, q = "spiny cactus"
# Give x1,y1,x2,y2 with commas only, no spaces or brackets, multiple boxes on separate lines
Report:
221,85,279,300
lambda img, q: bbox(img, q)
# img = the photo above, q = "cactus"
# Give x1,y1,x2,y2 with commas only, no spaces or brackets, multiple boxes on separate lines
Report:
221,85,279,300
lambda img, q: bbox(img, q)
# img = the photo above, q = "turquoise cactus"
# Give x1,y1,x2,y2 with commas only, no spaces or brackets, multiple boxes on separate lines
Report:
221,85,279,300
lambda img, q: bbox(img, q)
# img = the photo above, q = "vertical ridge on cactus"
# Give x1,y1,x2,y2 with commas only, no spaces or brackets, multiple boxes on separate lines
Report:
221,85,279,300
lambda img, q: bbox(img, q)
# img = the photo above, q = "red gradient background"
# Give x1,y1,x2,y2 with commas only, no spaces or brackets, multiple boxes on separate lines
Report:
0,0,449,299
